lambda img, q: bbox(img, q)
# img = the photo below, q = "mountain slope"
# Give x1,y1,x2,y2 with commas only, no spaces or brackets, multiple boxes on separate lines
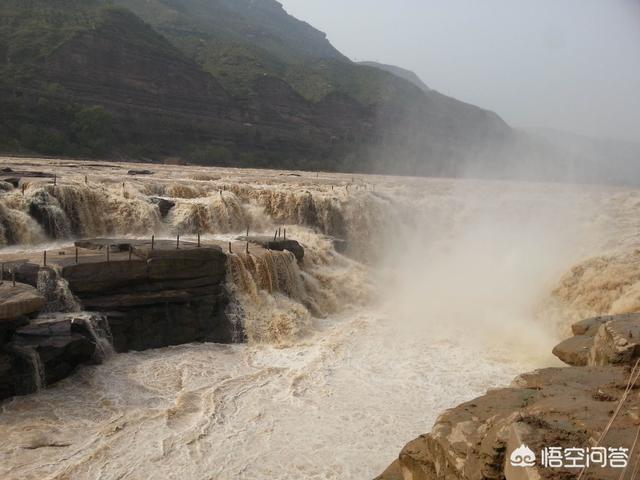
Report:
0,0,514,176
358,61,430,92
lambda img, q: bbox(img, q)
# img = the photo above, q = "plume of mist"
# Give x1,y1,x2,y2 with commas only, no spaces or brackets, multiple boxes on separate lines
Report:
375,178,611,364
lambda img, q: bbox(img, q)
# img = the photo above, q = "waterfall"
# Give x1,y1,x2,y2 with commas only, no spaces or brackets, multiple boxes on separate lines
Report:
37,269,82,313
28,190,72,239
0,200,46,247
0,175,397,259
74,314,115,362
168,191,259,235
225,251,313,345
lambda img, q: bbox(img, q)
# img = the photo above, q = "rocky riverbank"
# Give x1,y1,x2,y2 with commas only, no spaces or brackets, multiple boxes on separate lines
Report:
375,313,640,480
0,236,304,400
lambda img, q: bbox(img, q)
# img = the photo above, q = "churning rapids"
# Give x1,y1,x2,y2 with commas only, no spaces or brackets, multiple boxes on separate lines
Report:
2,157,640,479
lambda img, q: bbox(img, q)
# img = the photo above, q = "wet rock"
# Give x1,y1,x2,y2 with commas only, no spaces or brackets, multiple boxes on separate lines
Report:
74,238,143,252
149,197,176,217
571,315,613,336
332,237,348,254
0,316,96,399
1,171,52,182
373,460,403,480
552,335,592,366
0,282,46,322
0,352,15,399
12,262,48,287
238,236,305,262
553,313,640,367
0,181,14,192
589,316,640,366
2,177,20,188
9,330,94,389
60,239,232,352
104,289,231,352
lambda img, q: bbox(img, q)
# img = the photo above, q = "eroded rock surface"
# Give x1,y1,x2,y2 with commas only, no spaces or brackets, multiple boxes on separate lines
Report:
61,239,231,351
553,313,640,367
382,366,638,480
0,282,46,322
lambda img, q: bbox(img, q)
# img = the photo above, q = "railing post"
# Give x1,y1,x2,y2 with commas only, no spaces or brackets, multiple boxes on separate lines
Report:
228,242,232,254
197,233,201,247
75,247,79,264
176,235,180,249
43,251,47,266
151,235,155,250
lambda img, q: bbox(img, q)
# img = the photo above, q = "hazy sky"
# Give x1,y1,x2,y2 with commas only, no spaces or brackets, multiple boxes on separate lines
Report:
279,0,640,143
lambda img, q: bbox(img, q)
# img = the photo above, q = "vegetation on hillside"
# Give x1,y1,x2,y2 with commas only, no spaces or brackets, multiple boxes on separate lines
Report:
0,0,510,175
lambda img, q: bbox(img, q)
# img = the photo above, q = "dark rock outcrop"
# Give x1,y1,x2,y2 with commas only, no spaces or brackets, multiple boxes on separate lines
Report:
3,317,95,396
60,239,232,352
149,197,176,218
0,282,46,322
0,237,306,401
238,236,304,262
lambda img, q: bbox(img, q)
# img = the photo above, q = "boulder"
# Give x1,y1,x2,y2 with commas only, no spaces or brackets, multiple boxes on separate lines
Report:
1,177,20,188
0,282,46,322
0,316,96,399
237,236,305,262
553,314,640,367
589,316,640,366
149,197,176,217
13,262,48,287
571,315,612,336
551,335,593,366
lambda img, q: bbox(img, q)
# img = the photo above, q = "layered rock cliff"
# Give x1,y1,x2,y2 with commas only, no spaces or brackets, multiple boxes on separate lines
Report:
0,235,306,400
